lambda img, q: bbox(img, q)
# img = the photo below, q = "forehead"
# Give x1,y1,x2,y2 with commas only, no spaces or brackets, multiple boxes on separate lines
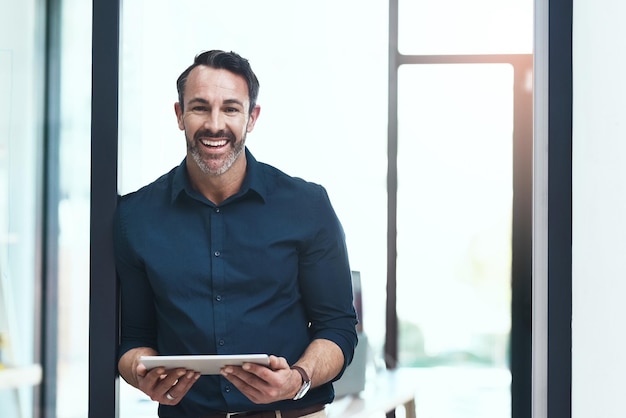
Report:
184,66,250,104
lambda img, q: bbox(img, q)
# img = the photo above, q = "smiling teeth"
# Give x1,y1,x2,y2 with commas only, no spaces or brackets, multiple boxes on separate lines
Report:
201,139,227,147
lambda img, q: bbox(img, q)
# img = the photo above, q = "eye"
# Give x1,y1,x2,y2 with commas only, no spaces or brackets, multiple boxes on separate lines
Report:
225,107,239,113
191,105,208,113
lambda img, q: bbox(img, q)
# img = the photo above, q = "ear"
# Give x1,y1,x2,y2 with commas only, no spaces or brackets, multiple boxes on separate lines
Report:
174,102,185,131
246,105,261,133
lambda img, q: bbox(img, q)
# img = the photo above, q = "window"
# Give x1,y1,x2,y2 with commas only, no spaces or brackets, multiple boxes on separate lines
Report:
392,1,533,416
0,1,45,417
398,0,533,55
54,0,93,417
397,63,514,417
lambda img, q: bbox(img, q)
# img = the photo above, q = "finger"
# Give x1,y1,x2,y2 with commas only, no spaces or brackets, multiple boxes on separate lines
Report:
156,369,188,395
138,367,165,387
243,359,290,387
266,355,289,371
136,362,150,378
221,370,266,403
164,371,201,402
242,361,273,378
221,366,265,391
224,364,291,404
141,368,186,403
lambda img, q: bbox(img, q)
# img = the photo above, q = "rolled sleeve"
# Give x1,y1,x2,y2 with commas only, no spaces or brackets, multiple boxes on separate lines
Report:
298,186,359,378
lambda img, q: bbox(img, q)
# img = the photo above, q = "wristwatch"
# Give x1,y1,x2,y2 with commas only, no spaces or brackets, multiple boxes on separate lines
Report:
290,365,311,400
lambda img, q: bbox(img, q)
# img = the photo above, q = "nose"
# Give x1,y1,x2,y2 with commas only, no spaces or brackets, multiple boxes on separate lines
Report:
203,109,225,132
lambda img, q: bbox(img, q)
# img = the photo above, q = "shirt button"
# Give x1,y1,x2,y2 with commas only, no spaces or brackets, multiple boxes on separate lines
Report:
219,339,225,346
225,386,231,393
216,295,222,302
214,251,221,257
215,208,220,213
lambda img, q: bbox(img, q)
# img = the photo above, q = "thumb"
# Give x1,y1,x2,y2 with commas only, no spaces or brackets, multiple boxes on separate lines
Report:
268,355,289,371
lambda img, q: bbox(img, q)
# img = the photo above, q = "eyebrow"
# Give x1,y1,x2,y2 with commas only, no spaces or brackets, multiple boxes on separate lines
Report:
187,97,245,108
223,98,245,108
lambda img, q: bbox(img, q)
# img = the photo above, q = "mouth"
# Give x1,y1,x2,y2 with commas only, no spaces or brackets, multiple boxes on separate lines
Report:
200,138,228,148
194,129,235,150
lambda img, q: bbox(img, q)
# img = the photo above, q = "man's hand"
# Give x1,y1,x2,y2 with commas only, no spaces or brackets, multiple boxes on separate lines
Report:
220,355,302,404
118,347,200,405
136,363,201,405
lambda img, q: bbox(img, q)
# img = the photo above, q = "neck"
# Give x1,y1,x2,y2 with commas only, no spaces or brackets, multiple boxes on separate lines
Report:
188,156,247,205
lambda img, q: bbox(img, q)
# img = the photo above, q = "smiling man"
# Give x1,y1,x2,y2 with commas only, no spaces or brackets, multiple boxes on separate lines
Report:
114,50,358,418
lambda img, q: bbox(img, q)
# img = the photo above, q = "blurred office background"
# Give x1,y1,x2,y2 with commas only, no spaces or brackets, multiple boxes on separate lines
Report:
0,1,536,417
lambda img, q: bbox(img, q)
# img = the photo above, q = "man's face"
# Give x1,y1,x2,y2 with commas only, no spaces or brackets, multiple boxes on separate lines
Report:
175,66,259,176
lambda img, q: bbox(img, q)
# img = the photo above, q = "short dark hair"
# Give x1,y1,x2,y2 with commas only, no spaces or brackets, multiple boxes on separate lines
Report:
176,50,260,115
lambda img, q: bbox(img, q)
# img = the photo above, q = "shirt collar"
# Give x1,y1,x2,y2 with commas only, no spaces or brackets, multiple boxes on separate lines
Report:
171,147,267,204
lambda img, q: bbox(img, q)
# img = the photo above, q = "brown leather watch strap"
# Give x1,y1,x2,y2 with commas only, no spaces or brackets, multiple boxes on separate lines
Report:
290,365,310,383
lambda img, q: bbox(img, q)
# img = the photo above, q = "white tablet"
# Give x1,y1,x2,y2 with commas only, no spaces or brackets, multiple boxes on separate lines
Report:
140,354,270,375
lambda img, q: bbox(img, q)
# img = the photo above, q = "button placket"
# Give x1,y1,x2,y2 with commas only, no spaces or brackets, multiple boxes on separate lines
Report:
210,204,227,353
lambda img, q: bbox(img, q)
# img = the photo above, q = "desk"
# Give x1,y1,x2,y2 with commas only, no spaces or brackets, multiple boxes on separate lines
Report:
327,368,417,418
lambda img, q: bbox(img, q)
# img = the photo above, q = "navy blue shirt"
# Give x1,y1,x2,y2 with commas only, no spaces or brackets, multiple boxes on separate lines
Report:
113,148,358,417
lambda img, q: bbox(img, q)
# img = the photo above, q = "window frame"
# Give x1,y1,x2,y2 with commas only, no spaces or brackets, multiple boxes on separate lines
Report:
385,15,533,416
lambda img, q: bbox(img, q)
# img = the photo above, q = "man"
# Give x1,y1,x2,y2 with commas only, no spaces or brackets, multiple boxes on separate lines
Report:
114,50,358,418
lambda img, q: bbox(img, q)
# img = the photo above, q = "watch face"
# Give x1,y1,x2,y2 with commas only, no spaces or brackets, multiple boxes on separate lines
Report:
294,380,311,400
291,365,311,400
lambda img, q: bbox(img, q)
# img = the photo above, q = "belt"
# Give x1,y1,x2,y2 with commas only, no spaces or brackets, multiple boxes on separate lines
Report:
199,403,325,418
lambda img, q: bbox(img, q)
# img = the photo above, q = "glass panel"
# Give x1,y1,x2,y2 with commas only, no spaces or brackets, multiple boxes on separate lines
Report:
0,0,44,417
397,64,513,418
398,0,533,55
56,0,93,417
118,1,388,416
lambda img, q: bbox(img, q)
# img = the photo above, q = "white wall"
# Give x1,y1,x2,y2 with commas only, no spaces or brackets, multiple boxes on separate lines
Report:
572,0,626,416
